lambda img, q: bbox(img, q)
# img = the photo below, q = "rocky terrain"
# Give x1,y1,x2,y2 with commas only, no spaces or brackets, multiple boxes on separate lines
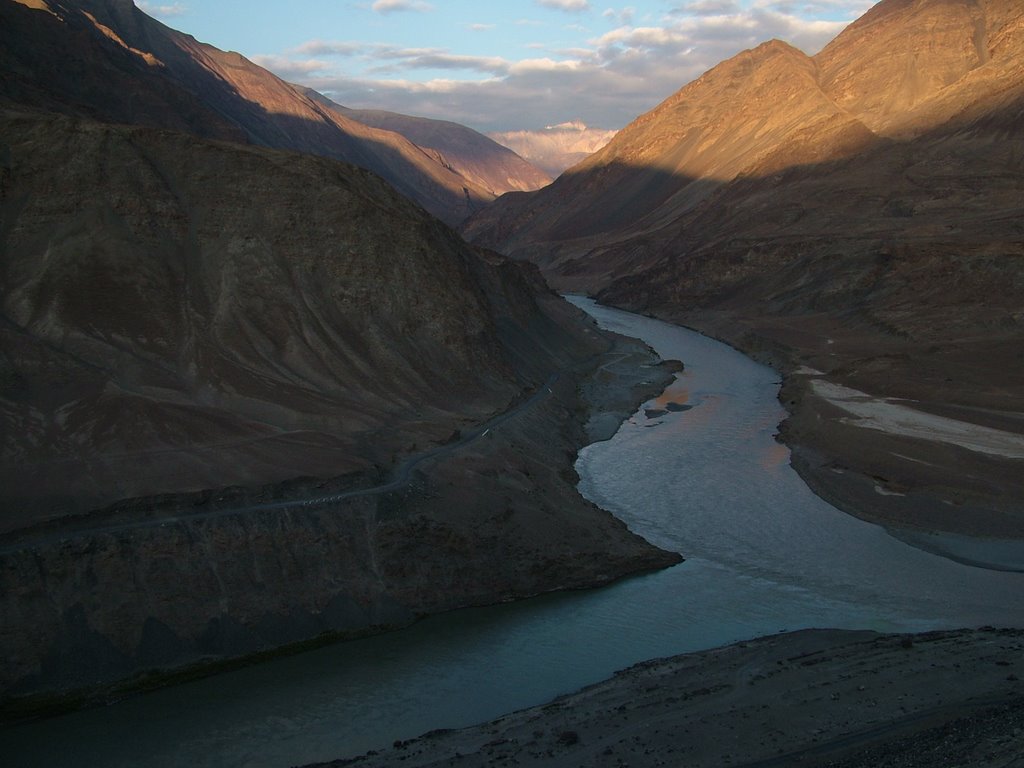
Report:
0,0,706,707
0,105,682,709
309,627,1024,768
0,0,550,224
463,0,1024,538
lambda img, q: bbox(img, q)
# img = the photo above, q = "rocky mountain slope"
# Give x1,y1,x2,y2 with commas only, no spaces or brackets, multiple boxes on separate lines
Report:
0,0,682,708
0,0,534,224
462,0,1024,538
300,92,552,197
0,107,681,707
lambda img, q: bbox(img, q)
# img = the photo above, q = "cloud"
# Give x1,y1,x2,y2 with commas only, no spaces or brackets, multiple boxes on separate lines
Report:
250,55,331,80
368,49,511,76
602,7,636,26
371,0,433,14
265,1,866,133
670,0,741,15
535,0,591,12
468,23,495,32
755,0,874,15
293,40,364,58
137,2,187,17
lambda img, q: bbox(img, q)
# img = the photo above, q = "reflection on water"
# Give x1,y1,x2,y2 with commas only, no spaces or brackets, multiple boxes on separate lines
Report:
5,298,1023,768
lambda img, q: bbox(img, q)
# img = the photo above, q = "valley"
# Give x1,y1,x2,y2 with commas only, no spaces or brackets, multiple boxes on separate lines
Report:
1,0,1023,765
463,0,1024,540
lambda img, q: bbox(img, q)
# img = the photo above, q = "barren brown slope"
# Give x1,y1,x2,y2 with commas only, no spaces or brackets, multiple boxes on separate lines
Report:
463,0,1024,538
815,0,1018,136
1,0,494,224
0,108,596,527
300,91,553,197
0,109,681,703
460,38,876,287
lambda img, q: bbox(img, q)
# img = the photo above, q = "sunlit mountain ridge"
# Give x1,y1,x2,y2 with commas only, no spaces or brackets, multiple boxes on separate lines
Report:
0,0,552,224
463,0,1024,537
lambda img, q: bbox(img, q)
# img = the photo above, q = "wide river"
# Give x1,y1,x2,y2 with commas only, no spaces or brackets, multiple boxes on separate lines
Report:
7,299,1024,767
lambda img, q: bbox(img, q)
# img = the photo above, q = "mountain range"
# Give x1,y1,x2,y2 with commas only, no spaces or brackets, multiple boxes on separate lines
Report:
0,0,676,704
0,0,550,225
463,0,1024,537
3,0,1023,718
302,92,554,196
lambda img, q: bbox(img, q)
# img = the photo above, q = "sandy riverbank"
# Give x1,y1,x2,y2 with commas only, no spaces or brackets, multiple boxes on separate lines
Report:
310,628,1024,768
643,308,1024,562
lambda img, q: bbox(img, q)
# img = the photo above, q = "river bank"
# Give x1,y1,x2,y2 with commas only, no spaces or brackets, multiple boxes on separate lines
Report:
628,305,1024,565
7,301,1023,768
310,627,1024,768
0,320,681,718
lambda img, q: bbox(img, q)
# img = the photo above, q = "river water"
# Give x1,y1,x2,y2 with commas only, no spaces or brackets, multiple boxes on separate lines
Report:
6,299,1024,767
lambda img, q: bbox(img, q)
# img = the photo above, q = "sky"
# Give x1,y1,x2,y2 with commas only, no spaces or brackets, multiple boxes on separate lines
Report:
137,0,877,133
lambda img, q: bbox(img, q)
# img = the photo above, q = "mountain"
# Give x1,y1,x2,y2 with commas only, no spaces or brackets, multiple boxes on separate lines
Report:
488,121,618,176
463,0,1024,537
299,91,552,197
0,109,679,701
0,0,681,705
0,0,508,224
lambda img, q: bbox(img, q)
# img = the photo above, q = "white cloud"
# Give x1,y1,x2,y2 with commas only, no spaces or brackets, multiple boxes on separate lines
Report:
535,0,591,12
468,23,496,31
671,0,741,15
137,2,187,17
263,1,865,133
603,7,636,25
754,0,874,14
293,40,364,57
250,55,331,80
368,49,511,76
371,0,433,14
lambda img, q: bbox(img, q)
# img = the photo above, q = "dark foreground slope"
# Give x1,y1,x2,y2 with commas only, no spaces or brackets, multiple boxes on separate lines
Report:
0,109,680,708
0,0,547,224
310,628,1024,768
463,0,1024,538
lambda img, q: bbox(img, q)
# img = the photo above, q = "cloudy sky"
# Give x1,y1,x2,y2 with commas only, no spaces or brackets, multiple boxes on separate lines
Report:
139,0,876,133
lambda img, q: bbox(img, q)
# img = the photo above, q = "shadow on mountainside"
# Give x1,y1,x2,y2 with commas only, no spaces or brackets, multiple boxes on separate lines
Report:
0,0,487,225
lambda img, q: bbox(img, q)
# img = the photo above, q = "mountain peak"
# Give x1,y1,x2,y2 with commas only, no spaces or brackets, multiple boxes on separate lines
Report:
814,0,1020,134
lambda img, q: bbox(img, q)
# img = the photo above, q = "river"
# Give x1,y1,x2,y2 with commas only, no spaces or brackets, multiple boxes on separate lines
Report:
5,298,1024,767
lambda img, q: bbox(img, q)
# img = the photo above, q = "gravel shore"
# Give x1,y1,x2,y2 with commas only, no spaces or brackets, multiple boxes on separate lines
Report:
309,628,1024,768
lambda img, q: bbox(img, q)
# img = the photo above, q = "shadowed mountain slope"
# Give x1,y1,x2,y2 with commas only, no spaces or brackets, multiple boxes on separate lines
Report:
0,109,585,525
0,0,684,706
462,0,1024,536
0,106,683,703
463,0,1023,285
299,91,552,198
0,0,507,224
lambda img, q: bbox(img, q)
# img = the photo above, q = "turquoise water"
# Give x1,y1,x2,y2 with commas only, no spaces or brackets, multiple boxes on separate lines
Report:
5,299,1023,767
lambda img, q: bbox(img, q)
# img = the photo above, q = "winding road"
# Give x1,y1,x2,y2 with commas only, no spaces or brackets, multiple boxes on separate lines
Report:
0,374,559,556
